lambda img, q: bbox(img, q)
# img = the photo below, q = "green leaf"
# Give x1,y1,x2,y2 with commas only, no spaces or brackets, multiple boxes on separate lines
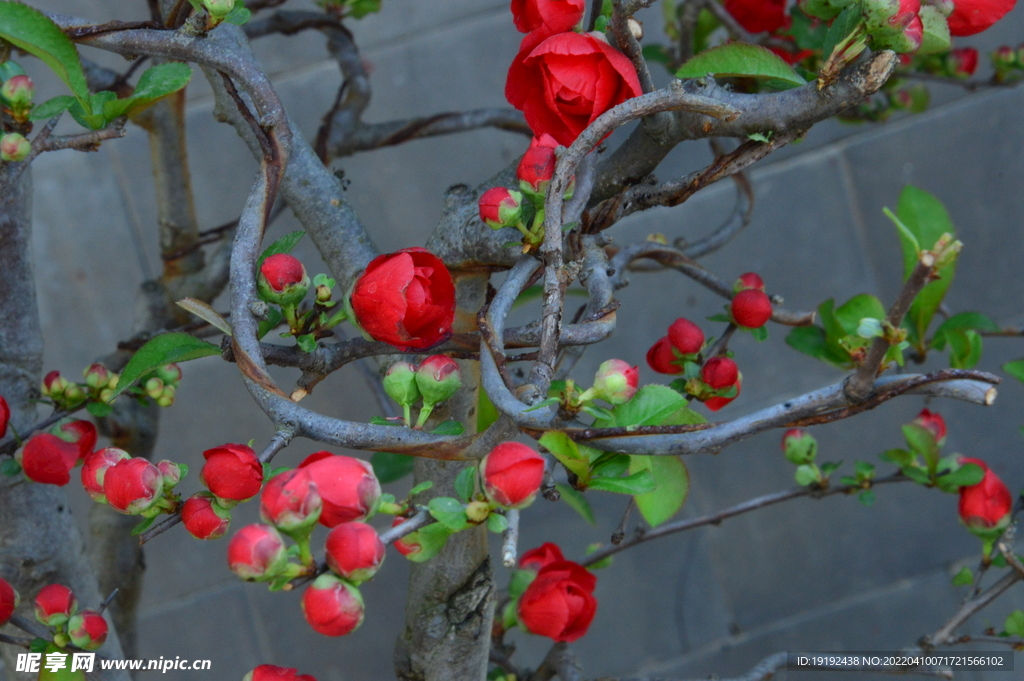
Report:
787,6,830,50
38,645,86,681
857,490,876,506
951,566,973,586
902,465,931,485
428,496,469,532
821,6,861,59
590,453,630,478
588,470,657,495
486,512,508,534
833,294,886,334
28,95,76,121
902,423,939,472
931,312,998,349
936,462,985,491
0,458,21,476
917,5,951,55
880,448,915,467
630,455,689,527
370,452,414,484
111,332,220,399
29,638,49,653
641,43,672,66
296,334,317,353
676,43,806,88
609,384,686,427
785,325,850,367
431,420,465,436
477,384,500,432
404,522,450,563
945,328,982,369
408,480,433,496
131,515,157,536
896,186,957,341
257,230,306,268
0,2,89,104
454,465,476,503
820,461,842,476
347,0,382,18
539,431,590,482
1004,610,1024,637
103,62,192,120
224,5,252,24
749,325,768,342
176,297,232,336
1002,359,1024,384
86,401,113,418
0,59,24,81
555,483,596,525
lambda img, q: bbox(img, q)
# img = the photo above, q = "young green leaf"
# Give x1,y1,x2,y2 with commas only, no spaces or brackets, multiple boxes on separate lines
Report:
676,43,806,88
588,470,656,495
486,512,508,534
370,452,414,484
951,566,973,586
111,332,220,400
630,455,689,527
539,431,590,482
555,483,596,525
1004,610,1024,637
403,522,450,563
257,230,306,268
28,95,77,121
408,480,434,496
0,3,89,104
103,62,193,120
1002,359,1024,384
609,384,687,427
428,496,469,532
454,465,477,503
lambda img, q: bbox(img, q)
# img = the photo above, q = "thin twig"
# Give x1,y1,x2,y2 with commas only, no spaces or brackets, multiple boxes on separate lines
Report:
502,509,521,567
611,498,634,544
922,567,1022,648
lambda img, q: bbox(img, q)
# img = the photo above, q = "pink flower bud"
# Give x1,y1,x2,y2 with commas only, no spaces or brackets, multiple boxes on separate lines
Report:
81,447,131,503
591,359,638,405
701,357,741,412
391,516,421,557
519,542,565,572
68,609,108,650
958,457,1013,530
0,577,19,627
227,524,289,581
325,521,386,583
51,419,97,462
1,74,33,108
781,428,818,465
0,132,29,162
297,452,380,527
913,408,947,445
731,289,773,329
82,363,110,390
181,492,232,540
301,574,365,637
734,272,765,292
104,458,164,514
517,133,559,193
34,584,77,627
667,318,705,355
258,254,310,306
478,187,523,230
42,370,67,398
260,468,322,534
949,47,979,76
156,460,184,490
0,395,8,439
201,443,264,503
244,665,318,681
481,442,546,509
415,355,462,406
646,337,682,375
18,433,80,486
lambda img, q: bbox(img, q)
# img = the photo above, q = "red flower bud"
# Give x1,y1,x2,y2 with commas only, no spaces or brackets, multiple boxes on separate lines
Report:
0,395,8,439
591,359,639,405
227,524,289,581
325,521,386,583
646,337,682,375
949,47,979,76
18,433,81,486
42,370,67,397
517,561,597,642
50,419,97,462
519,542,565,572
349,248,456,351
297,452,381,527
0,132,29,162
913,409,947,445
391,516,421,557
258,254,310,306
781,428,817,464
104,458,163,514
415,355,462,406
0,577,19,627
731,289,773,329
201,443,264,503
701,357,741,411
34,584,78,627
83,363,110,389
181,492,232,540
948,0,1015,36
301,574,365,637
260,468,322,534
81,447,131,503
478,187,523,230
511,0,586,33
156,460,184,489
244,665,318,681
1,74,34,109
723,0,788,33
481,442,546,509
667,318,705,355
735,272,765,292
517,133,559,193
958,457,1013,530
68,609,108,650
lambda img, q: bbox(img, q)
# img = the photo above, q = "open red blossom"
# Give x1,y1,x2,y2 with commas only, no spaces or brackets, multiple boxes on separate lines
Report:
518,560,597,642
34,584,77,627
948,0,1016,36
0,577,18,627
482,442,546,509
511,0,585,33
0,396,9,438
507,31,642,147
724,0,789,33
245,665,318,681
958,457,1013,529
104,458,163,514
201,443,264,502
349,248,456,351
19,433,81,486
519,542,565,572
298,452,381,527
302,574,365,637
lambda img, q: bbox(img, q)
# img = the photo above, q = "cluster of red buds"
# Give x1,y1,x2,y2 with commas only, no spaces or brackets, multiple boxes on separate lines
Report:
85,449,185,524
256,253,347,352
0,580,109,651
41,362,181,412
989,43,1024,80
382,355,462,428
0,69,33,163
646,318,741,411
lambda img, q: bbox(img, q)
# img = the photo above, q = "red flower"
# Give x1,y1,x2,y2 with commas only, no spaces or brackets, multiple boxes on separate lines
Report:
731,289,773,329
724,0,789,33
104,458,163,514
511,0,586,33
34,584,77,627
958,457,1013,529
948,0,1015,35
518,560,597,642
913,409,947,445
18,433,80,485
478,187,523,229
768,45,815,65
51,419,97,462
302,574,365,637
181,492,232,540
245,665,318,681
68,609,108,650
227,524,288,581
325,521,386,583
482,442,546,509
701,357,741,411
81,447,131,503
506,31,642,147
260,468,322,534
349,248,456,351
0,395,9,438
646,337,682,375
949,47,979,76
519,542,565,572
391,516,422,557
0,577,19,627
517,133,560,192
297,452,381,527
201,443,264,502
